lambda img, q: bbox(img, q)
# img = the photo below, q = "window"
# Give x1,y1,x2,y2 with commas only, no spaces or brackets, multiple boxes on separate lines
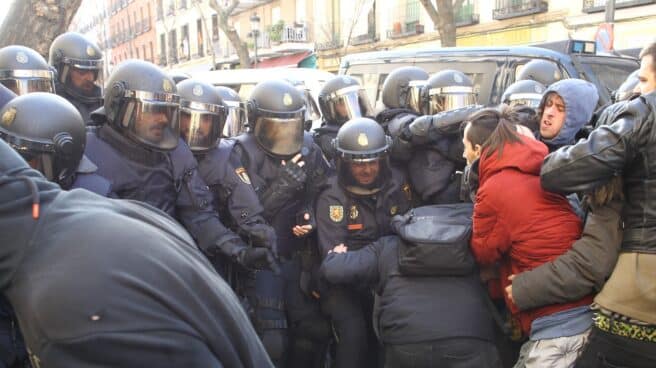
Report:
142,45,147,60
197,19,205,57
181,24,190,60
212,14,219,41
150,42,155,63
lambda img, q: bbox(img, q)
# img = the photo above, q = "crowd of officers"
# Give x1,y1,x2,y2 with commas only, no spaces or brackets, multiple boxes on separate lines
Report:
0,30,654,368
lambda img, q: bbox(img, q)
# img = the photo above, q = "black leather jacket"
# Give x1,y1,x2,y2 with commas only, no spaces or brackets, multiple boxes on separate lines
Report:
541,93,656,254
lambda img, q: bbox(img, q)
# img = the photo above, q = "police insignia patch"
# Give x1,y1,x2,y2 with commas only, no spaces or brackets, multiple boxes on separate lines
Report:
192,84,204,96
162,79,173,93
15,52,28,64
349,205,358,220
235,167,251,184
1,107,16,126
283,93,293,106
390,205,398,215
329,205,344,222
86,46,96,57
357,133,368,147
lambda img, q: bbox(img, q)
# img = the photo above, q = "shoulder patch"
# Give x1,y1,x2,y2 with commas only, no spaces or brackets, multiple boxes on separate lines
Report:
390,205,398,215
235,167,251,184
329,205,344,222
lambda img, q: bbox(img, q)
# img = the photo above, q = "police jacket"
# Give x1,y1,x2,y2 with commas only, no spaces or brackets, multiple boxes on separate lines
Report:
316,168,412,257
541,93,656,254
0,140,273,368
196,139,276,251
230,132,332,258
56,86,103,127
312,123,340,163
321,205,494,345
84,123,242,259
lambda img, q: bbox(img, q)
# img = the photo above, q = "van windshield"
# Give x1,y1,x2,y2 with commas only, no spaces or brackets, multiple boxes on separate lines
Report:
578,56,639,96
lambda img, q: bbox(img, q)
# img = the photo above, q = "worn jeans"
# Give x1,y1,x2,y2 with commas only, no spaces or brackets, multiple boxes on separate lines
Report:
513,329,589,368
575,326,656,368
385,337,502,368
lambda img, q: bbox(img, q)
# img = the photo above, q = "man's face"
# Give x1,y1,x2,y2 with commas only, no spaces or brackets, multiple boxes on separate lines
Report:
180,113,213,142
638,55,656,95
335,99,350,119
349,160,380,186
462,124,481,165
69,68,96,93
540,93,566,140
135,111,169,143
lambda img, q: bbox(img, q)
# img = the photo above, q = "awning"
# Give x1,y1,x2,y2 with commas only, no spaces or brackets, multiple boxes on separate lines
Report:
255,51,314,68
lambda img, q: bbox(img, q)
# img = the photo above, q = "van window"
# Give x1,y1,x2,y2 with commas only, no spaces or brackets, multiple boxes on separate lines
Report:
580,56,639,94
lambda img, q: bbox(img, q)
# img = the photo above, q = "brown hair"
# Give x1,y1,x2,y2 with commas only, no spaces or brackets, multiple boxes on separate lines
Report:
464,106,524,159
639,40,656,74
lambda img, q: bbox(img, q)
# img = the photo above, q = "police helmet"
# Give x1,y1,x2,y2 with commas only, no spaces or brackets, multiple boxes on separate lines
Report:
318,75,373,126
333,117,392,195
0,93,85,188
284,77,321,131
49,32,104,104
615,69,639,102
382,66,429,113
247,79,306,157
517,59,563,87
0,45,55,95
422,70,477,115
214,86,245,137
104,60,180,151
176,79,227,152
169,71,191,84
501,79,546,109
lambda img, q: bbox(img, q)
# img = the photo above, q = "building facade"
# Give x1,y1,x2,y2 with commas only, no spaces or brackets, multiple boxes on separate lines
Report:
68,0,112,77
107,0,158,70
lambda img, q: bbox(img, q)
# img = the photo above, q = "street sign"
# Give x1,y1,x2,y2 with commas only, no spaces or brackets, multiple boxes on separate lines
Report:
595,23,614,53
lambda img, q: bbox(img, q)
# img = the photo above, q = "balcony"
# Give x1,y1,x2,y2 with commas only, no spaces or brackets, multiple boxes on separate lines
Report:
386,21,424,39
143,20,151,32
493,0,548,20
455,0,480,26
350,32,379,46
281,23,310,43
134,21,142,35
582,0,656,13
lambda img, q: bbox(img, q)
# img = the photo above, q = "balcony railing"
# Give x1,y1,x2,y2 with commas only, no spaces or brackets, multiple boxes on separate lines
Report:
386,21,424,39
350,32,379,46
281,24,310,43
583,0,656,13
493,0,548,20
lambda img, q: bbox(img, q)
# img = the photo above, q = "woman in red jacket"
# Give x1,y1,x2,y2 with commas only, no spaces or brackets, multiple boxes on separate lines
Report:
464,107,593,367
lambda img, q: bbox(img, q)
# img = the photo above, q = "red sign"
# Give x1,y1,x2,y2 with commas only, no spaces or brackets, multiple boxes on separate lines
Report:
595,23,614,53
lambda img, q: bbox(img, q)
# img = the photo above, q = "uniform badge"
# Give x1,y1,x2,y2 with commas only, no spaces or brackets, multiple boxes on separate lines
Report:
86,46,96,57
1,107,16,126
349,205,359,220
192,84,204,96
235,167,251,184
390,205,398,215
357,133,368,147
283,93,293,106
15,52,28,64
329,205,344,222
162,79,173,93
402,183,412,201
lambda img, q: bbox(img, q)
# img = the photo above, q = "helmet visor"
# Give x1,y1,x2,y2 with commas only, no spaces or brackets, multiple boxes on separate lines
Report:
1,78,55,95
62,59,104,100
118,92,180,150
223,102,246,137
253,114,304,157
508,93,542,109
427,86,477,114
406,80,426,114
325,86,374,124
180,102,226,152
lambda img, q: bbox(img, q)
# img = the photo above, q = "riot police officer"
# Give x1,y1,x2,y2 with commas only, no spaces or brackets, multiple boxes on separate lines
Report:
0,45,55,95
177,79,277,276
49,32,104,127
500,79,547,133
517,59,563,87
82,60,276,276
229,79,332,367
0,92,111,195
316,117,412,368
314,75,374,162
215,86,246,137
284,77,321,131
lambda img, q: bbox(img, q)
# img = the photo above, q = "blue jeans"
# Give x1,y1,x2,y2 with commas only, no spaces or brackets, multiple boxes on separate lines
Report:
385,338,501,368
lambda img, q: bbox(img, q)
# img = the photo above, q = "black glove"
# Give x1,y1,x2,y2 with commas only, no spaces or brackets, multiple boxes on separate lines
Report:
273,160,307,193
246,223,279,260
238,247,280,275
401,115,433,144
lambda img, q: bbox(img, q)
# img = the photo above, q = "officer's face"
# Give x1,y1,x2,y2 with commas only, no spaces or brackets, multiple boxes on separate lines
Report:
638,55,656,95
335,99,349,118
349,160,380,186
135,111,169,143
540,93,566,140
180,113,213,141
70,68,96,92
462,123,481,165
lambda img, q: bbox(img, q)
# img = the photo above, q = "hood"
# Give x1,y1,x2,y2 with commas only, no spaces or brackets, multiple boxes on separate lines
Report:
479,136,548,185
0,139,61,290
539,79,598,147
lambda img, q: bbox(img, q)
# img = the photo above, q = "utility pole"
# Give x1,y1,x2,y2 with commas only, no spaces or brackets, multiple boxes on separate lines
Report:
605,0,616,23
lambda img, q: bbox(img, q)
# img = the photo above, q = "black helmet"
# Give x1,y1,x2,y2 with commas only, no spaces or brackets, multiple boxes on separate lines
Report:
332,117,392,196
517,59,563,86
169,71,191,84
104,60,180,151
318,75,373,126
49,32,104,104
0,45,55,95
615,69,639,102
246,79,306,157
0,92,86,188
284,77,321,131
176,79,227,152
422,70,477,115
214,86,245,137
382,66,429,113
501,79,546,109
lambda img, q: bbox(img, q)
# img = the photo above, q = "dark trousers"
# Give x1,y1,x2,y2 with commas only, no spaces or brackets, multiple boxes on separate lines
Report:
575,326,656,368
385,338,502,368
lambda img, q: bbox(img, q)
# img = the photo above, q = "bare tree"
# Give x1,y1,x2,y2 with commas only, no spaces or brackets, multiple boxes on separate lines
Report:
192,0,216,67
207,0,251,68
419,0,465,47
342,0,371,54
0,0,83,57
